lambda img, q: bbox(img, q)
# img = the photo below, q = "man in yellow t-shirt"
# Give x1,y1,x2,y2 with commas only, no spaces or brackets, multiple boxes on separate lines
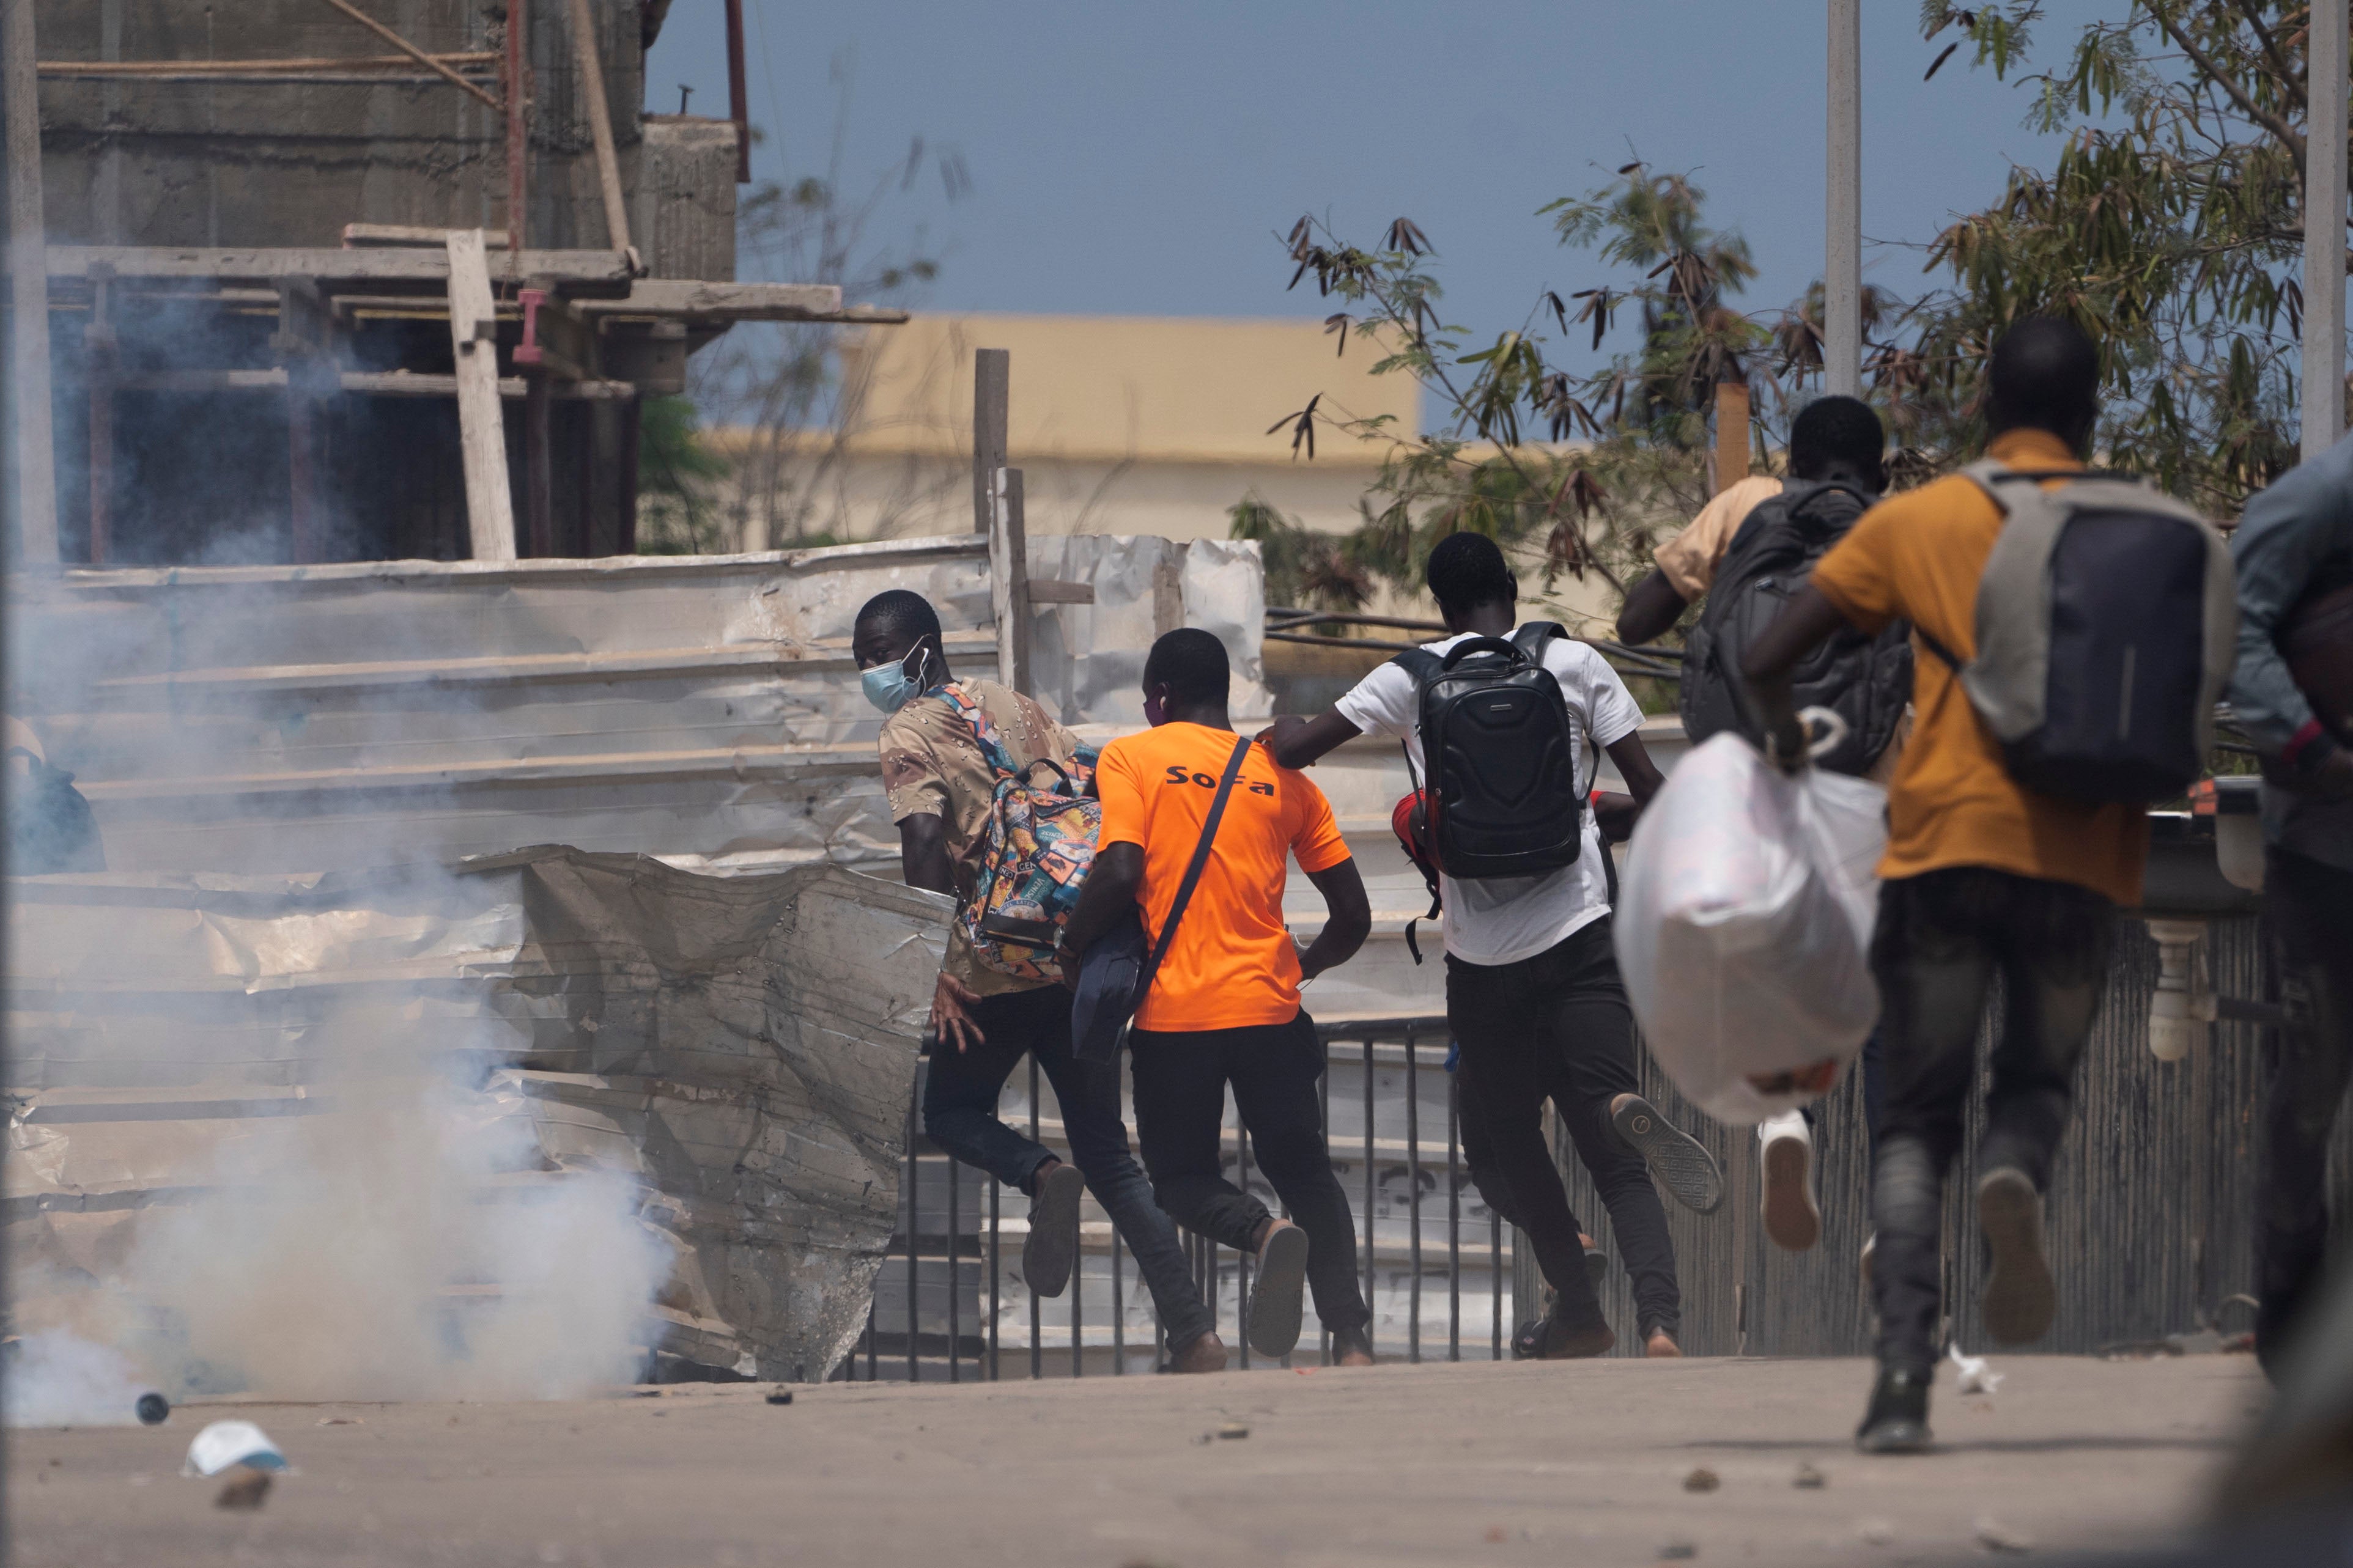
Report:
1743,318,2144,1456
1065,628,1377,1365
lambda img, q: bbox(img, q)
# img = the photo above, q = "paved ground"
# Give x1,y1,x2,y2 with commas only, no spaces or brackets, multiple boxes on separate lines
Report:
7,1354,2262,1567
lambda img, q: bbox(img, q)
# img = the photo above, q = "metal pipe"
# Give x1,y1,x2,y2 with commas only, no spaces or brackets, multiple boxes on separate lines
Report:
988,1163,1001,1381
1406,1032,1421,1365
1491,1196,1504,1359
85,266,116,564
1236,1121,1252,1371
1447,1065,1461,1363
1825,0,1862,398
904,1094,918,1382
4,0,59,564
1110,1228,1125,1374
723,0,751,183
1362,1037,1376,1361
1319,1050,1332,1366
504,0,527,251
946,1152,959,1383
1029,1054,1041,1380
2307,0,2349,458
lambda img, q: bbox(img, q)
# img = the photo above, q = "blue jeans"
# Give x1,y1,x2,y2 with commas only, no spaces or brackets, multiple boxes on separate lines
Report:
920,983,1216,1352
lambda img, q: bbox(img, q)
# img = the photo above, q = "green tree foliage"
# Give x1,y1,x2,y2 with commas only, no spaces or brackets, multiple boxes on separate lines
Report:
1245,170,1803,620
1894,1,2347,510
635,396,735,554
1227,496,1375,613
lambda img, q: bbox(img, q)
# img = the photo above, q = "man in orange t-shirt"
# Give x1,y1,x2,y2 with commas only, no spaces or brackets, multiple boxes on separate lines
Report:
1065,628,1376,1364
1744,317,2146,1455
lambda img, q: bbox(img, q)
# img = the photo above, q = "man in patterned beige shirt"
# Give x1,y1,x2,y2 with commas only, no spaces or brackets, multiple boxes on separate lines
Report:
852,590,1224,1372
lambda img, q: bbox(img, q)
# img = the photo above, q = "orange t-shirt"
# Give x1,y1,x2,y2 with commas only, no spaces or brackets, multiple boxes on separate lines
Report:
1808,427,2149,907
1094,724,1353,1032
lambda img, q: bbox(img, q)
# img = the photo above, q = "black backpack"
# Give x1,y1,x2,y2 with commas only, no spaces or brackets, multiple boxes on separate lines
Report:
7,748,105,875
1679,479,1912,777
1392,624,1585,881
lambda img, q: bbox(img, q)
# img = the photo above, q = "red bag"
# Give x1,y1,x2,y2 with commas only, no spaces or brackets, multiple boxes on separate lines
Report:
1392,790,1441,964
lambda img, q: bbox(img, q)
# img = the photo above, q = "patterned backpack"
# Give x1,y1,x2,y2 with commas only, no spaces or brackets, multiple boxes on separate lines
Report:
939,685,1101,984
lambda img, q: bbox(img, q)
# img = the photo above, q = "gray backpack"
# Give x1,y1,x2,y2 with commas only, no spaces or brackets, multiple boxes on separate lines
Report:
1913,462,2236,804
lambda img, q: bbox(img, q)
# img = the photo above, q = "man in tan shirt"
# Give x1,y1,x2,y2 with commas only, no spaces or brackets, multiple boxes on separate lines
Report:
1615,395,1900,1267
854,590,1224,1372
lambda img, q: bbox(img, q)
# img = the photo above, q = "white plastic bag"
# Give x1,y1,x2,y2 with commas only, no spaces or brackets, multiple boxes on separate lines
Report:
1615,731,1887,1124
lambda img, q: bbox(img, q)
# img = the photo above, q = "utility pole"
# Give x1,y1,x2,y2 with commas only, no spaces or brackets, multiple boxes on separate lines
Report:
1825,0,1862,400
4,0,59,564
2305,0,2348,460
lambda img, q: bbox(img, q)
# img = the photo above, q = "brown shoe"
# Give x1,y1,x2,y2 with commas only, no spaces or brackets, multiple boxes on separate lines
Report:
1246,1220,1310,1358
1645,1328,1683,1358
1169,1331,1228,1374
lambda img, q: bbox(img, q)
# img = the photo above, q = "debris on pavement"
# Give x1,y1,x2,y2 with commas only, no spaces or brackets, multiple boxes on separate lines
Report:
1683,1467,1720,1492
1949,1345,2004,1396
135,1393,170,1426
765,1392,794,1406
182,1420,288,1479
214,1466,273,1512
1793,1462,1827,1489
1216,1423,1249,1440
1974,1515,2033,1554
317,1417,363,1426
1659,1541,1699,1560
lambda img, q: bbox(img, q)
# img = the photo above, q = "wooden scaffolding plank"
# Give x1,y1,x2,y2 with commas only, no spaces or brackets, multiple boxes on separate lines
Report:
45,245,630,287
444,230,517,562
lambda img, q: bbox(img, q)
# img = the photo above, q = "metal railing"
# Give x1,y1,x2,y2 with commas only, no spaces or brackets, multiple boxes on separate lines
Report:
841,1016,1518,1380
1263,607,1683,682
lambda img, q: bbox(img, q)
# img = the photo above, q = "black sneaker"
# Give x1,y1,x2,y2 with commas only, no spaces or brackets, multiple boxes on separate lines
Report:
1855,1366,1934,1454
1512,1304,1616,1360
1022,1162,1086,1298
1978,1168,2056,1346
1610,1094,1724,1214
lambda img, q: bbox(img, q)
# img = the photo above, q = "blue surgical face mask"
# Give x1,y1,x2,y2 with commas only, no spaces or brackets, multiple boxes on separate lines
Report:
862,645,933,715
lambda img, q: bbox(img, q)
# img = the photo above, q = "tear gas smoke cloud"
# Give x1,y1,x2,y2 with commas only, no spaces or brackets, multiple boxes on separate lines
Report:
5,554,673,1416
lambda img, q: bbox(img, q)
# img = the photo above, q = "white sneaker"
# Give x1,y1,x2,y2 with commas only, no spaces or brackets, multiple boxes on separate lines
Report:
1758,1112,1820,1252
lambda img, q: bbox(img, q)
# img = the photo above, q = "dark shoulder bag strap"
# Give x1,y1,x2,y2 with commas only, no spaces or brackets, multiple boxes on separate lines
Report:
1509,621,1567,662
1138,735,1254,991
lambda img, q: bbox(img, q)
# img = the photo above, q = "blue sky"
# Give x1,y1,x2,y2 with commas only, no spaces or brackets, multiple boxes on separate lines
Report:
648,2,2115,381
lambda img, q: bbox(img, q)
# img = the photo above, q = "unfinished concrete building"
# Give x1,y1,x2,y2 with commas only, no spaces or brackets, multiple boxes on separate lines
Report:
6,0,853,565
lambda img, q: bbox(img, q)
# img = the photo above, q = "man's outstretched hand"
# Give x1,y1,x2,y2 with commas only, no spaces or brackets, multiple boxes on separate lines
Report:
930,969,988,1053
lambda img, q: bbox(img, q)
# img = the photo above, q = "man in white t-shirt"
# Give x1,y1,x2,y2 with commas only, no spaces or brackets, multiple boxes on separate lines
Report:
1265,532,1721,1359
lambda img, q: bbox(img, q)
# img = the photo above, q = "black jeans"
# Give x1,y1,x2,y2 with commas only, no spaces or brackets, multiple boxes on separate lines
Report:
2255,847,2353,1365
1126,1010,1373,1336
921,984,1215,1350
1868,867,2115,1375
1446,917,1680,1338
